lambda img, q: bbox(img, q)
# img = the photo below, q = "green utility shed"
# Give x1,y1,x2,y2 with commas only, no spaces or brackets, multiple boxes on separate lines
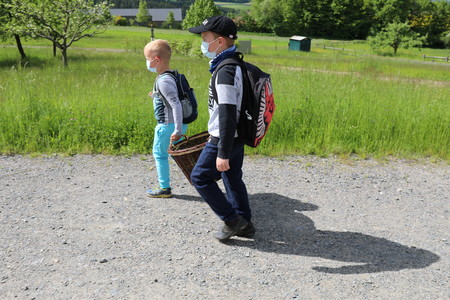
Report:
289,36,311,52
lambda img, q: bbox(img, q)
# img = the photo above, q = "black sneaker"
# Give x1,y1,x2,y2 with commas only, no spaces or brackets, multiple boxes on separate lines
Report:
214,215,248,242
236,221,256,238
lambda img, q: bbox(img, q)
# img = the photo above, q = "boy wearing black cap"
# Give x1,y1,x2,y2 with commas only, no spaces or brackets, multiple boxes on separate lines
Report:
189,15,255,242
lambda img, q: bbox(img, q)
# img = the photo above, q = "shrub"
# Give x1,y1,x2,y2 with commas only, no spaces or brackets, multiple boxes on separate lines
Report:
441,31,450,49
170,39,202,57
114,16,129,26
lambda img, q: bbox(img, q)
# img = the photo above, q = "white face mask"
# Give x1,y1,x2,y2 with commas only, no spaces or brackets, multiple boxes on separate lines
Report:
146,59,158,73
201,38,220,59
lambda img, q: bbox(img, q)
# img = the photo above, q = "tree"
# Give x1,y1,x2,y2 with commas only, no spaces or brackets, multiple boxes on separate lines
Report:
182,0,220,29
163,11,175,29
441,31,450,49
409,0,450,47
136,0,151,26
0,0,27,60
6,0,112,67
368,22,424,53
251,0,371,38
250,0,302,36
234,12,264,33
365,0,415,31
0,0,8,38
330,0,371,39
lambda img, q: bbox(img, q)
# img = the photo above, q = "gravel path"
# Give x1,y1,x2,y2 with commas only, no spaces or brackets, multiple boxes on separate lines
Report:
0,155,448,299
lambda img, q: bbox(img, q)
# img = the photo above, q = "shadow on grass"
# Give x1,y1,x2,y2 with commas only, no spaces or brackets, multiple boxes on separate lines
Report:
0,56,58,69
0,52,121,70
227,193,441,274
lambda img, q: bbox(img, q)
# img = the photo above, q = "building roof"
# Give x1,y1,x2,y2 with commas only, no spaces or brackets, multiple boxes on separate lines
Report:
290,36,311,41
110,8,182,21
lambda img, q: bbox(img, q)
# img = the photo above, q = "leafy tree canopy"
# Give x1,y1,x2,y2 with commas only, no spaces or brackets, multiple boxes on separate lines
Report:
368,21,425,53
6,0,113,67
182,0,220,30
136,0,151,25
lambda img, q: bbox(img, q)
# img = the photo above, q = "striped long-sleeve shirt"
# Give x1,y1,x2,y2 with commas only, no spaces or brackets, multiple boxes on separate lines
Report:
152,73,184,135
209,63,244,159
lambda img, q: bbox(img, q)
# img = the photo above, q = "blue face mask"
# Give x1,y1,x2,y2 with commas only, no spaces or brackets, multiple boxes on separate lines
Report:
201,38,219,59
146,59,158,73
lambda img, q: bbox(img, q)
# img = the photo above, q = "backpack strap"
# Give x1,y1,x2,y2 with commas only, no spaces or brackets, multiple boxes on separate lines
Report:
211,52,247,104
155,70,183,102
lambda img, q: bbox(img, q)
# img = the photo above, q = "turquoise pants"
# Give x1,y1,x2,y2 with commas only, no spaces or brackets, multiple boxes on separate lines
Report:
153,123,188,189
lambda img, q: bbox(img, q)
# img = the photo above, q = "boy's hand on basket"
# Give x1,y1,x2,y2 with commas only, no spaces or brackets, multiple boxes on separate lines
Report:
170,133,182,143
216,158,230,172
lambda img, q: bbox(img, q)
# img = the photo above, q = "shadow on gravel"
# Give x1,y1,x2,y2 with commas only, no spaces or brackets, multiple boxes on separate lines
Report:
173,194,203,202
230,193,440,275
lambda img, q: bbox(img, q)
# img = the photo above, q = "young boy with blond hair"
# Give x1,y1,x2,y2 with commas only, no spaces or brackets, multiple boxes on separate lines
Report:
143,39,187,198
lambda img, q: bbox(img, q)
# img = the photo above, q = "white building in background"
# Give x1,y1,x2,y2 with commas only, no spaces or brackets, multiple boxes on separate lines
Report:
110,8,182,25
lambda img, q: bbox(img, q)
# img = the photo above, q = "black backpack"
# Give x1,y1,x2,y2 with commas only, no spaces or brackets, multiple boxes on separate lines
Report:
212,53,275,147
159,70,198,124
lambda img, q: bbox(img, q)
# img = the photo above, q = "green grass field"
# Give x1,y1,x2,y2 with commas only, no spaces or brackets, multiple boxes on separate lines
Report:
0,27,449,160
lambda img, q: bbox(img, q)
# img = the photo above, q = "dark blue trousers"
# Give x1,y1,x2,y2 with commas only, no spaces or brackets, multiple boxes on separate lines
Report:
191,141,251,222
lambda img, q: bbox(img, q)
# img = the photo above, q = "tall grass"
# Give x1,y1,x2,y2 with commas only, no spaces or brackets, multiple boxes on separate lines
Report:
267,66,449,158
0,27,449,159
0,48,210,154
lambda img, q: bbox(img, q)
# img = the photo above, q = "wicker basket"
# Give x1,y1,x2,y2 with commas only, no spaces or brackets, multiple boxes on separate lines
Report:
168,131,209,184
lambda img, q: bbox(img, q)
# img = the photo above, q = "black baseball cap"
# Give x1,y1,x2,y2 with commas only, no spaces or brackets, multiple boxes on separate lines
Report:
188,15,238,40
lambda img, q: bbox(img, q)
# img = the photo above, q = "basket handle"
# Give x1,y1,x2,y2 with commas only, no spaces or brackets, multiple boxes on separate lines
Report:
170,134,188,151
172,134,187,144
169,132,211,151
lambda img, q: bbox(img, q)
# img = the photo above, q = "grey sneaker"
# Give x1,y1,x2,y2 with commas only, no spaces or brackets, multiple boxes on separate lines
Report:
214,215,248,242
146,187,172,198
236,221,256,238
